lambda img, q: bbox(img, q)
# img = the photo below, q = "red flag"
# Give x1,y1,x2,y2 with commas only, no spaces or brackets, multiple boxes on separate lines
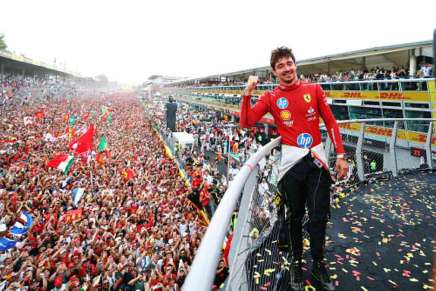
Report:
122,168,135,181
70,124,95,154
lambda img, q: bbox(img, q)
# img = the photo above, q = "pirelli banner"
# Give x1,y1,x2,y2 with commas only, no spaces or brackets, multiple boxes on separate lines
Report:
326,90,430,102
339,123,436,145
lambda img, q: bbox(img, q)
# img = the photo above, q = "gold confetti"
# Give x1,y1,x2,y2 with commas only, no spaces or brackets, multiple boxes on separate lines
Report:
338,233,347,239
254,272,261,284
263,268,275,276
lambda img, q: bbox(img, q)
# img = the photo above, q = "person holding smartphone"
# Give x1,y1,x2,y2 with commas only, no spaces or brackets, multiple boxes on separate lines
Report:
240,46,348,290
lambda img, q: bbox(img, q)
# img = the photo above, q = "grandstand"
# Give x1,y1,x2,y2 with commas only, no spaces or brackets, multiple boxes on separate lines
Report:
0,50,78,78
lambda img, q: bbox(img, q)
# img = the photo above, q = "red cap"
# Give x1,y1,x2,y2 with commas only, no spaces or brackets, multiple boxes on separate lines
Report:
54,276,63,287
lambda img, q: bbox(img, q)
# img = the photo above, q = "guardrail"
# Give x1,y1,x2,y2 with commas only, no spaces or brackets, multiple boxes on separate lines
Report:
182,118,436,291
165,78,435,93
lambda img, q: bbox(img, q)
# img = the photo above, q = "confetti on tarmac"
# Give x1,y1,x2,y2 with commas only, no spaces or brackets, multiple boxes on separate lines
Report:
245,171,435,290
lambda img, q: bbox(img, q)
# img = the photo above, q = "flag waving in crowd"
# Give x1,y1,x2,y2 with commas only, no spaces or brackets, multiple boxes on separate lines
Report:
70,124,95,154
122,168,135,181
47,154,74,175
97,136,107,152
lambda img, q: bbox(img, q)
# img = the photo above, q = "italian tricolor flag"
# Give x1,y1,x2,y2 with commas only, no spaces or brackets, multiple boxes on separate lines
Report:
47,154,74,175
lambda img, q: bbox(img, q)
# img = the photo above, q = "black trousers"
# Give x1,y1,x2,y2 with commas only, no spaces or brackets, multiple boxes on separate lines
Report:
278,154,332,261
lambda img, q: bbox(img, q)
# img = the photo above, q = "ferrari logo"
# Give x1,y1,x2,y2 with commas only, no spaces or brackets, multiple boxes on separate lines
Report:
304,94,311,103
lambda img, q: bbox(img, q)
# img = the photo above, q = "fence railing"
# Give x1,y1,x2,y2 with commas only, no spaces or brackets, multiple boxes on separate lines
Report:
182,118,436,291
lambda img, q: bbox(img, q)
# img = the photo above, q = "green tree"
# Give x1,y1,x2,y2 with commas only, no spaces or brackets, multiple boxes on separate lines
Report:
0,34,7,51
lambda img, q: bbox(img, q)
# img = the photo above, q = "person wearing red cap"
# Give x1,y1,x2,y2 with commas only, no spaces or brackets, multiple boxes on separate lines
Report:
53,275,64,289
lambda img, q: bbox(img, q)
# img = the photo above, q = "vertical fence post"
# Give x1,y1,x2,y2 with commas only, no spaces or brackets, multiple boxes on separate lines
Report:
390,121,398,177
426,121,434,169
356,123,366,181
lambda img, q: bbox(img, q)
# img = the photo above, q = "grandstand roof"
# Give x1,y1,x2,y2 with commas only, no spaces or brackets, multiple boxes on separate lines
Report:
0,50,78,76
147,74,185,84
168,40,432,85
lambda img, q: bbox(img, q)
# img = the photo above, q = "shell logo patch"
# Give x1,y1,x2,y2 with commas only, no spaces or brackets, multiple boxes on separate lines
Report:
280,110,291,120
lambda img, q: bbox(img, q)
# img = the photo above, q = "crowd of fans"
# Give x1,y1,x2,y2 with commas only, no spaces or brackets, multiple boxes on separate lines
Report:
176,63,433,88
0,73,84,108
149,100,278,221
0,75,209,290
301,63,433,82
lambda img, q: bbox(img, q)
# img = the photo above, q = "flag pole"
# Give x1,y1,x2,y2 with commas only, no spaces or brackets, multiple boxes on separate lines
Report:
226,131,232,183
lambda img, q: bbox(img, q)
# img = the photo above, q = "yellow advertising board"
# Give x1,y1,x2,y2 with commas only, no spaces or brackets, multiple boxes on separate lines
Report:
339,123,436,145
326,90,430,102
428,80,436,119
194,89,430,102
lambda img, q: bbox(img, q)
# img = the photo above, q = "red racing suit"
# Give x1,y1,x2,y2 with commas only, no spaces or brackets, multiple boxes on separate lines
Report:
240,80,345,176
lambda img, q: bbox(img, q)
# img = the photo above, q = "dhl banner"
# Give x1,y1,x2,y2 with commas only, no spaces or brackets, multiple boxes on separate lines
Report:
193,89,431,102
339,123,436,145
326,90,430,102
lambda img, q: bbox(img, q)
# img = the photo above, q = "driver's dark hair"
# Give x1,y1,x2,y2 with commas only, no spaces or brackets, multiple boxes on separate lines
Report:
270,46,296,69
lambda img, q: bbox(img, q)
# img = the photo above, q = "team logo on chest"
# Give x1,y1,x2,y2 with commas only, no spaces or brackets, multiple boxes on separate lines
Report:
297,133,313,148
280,110,291,120
304,94,311,103
306,106,317,121
276,97,288,109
